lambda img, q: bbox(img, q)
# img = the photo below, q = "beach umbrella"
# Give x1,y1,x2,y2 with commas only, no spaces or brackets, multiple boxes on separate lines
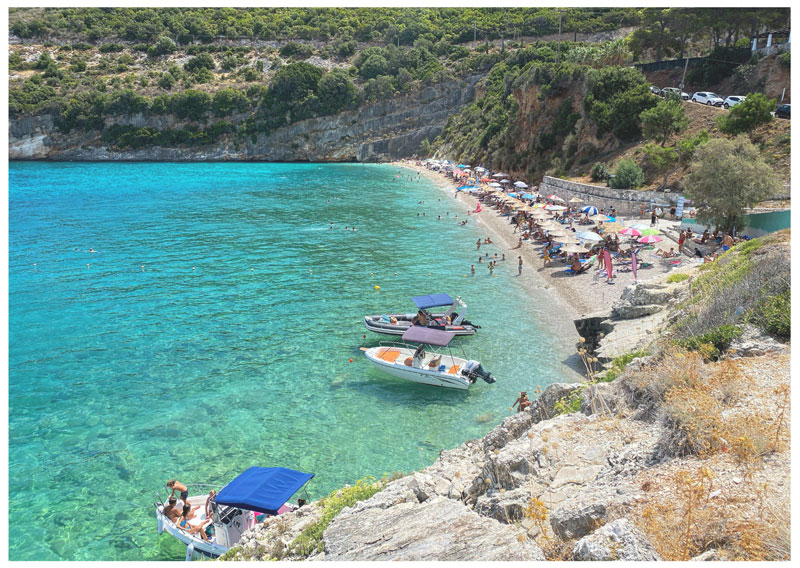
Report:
602,222,623,234
590,214,612,222
479,177,490,182
507,192,519,198
640,228,660,236
514,181,529,188
544,204,567,211
521,193,537,200
488,182,502,187
475,166,486,172
619,228,642,237
637,235,663,244
569,197,584,204
580,206,599,215
630,223,651,231
576,231,603,241
530,210,552,220
561,244,589,255
500,179,511,184
493,172,509,178
546,194,564,202
556,235,581,244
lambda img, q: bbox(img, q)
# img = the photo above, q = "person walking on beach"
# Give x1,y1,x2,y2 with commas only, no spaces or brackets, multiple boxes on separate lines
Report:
678,230,686,254
542,249,551,268
518,256,523,276
650,210,657,226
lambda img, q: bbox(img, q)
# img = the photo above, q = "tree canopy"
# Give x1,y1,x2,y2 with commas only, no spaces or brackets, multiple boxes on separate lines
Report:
684,135,782,231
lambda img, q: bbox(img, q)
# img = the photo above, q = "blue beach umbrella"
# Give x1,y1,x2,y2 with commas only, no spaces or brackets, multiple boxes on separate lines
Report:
580,206,599,215
521,193,537,200
507,192,519,198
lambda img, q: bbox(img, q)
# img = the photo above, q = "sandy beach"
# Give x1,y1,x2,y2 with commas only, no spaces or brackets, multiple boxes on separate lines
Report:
393,161,686,319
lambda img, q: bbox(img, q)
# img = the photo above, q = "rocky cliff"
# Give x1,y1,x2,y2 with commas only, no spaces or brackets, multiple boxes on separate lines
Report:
9,76,481,162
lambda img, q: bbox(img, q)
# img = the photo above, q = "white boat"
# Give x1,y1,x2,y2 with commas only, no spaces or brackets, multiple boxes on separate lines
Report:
154,466,313,560
363,326,495,389
364,293,479,336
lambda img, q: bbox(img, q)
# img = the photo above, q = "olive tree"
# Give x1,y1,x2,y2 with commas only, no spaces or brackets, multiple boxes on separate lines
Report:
684,135,782,232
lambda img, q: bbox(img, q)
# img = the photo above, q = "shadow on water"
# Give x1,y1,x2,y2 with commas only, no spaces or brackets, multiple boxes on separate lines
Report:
562,352,587,376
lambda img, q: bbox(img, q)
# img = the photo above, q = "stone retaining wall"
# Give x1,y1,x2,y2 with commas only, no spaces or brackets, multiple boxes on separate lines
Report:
540,176,680,217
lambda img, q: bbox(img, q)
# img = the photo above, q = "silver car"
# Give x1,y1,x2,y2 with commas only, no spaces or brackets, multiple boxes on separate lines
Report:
723,96,746,109
661,87,689,101
692,91,724,106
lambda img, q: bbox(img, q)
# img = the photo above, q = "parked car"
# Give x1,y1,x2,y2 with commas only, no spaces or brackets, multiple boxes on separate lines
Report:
775,104,791,119
691,91,724,106
660,87,690,101
722,95,746,109
649,85,661,96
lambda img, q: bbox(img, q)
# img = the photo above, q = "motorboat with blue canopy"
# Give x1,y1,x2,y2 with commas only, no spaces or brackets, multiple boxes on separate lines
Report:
154,466,314,560
364,293,479,336
363,325,495,389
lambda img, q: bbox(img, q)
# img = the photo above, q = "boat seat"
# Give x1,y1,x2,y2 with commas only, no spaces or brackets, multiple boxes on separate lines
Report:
376,348,402,363
448,365,460,374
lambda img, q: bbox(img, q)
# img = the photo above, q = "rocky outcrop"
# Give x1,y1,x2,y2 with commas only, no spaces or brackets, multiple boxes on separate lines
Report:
611,282,683,320
321,496,545,561
572,518,661,561
9,76,481,162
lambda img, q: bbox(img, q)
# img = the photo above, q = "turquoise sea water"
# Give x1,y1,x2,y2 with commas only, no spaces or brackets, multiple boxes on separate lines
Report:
9,162,578,560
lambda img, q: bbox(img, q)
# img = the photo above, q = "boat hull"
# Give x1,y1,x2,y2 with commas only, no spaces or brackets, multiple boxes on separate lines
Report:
363,313,478,336
364,346,473,389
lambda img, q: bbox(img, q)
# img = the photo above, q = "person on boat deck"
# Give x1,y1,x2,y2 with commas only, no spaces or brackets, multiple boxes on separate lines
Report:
412,310,428,326
177,503,211,542
412,345,425,366
511,391,531,413
162,497,181,523
204,490,217,520
167,479,189,502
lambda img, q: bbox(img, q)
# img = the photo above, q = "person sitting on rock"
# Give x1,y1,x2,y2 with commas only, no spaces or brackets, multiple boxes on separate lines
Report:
511,391,531,413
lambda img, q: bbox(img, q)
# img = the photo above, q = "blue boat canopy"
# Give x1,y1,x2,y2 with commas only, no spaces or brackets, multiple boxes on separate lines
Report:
215,467,314,514
412,293,454,309
402,326,455,346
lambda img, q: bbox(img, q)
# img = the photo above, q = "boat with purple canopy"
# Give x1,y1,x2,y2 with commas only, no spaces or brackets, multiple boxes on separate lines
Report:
363,326,495,389
363,293,479,336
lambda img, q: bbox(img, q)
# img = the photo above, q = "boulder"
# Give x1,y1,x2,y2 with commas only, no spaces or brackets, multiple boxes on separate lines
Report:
473,486,530,524
728,325,788,359
550,501,607,540
322,496,545,561
580,382,619,416
528,383,585,424
572,518,661,561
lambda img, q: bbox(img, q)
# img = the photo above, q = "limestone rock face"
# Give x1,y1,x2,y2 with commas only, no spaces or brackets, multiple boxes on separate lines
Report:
611,282,683,320
322,496,545,561
572,518,661,561
9,76,481,162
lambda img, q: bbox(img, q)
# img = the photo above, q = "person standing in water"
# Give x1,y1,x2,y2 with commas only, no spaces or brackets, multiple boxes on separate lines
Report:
518,256,523,276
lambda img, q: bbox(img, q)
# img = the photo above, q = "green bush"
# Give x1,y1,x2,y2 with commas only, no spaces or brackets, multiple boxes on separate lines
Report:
585,66,656,140
148,36,177,57
590,162,609,182
599,350,647,382
678,325,742,360
753,289,790,339
99,43,124,53
169,89,213,120
610,158,645,189
667,273,690,284
241,67,261,81
279,41,314,59
290,477,385,556
9,76,58,115
212,88,250,116
779,50,790,68
184,53,215,72
716,92,775,134
157,72,176,90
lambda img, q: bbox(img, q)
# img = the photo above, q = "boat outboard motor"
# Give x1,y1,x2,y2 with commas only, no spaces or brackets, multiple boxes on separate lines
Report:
462,360,495,384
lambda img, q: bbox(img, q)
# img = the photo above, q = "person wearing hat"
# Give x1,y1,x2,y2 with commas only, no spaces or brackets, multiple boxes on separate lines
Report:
511,391,531,413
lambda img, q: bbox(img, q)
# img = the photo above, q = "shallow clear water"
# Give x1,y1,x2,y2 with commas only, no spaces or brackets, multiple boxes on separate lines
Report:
9,162,578,560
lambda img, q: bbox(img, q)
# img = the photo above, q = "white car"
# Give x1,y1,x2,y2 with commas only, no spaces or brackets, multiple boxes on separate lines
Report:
723,96,746,109
691,91,724,106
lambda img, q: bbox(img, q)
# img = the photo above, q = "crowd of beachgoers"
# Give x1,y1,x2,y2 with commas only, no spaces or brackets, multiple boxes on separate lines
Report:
391,158,747,315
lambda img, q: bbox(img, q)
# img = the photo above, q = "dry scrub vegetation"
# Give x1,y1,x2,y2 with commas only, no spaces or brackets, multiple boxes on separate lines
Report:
621,351,790,560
